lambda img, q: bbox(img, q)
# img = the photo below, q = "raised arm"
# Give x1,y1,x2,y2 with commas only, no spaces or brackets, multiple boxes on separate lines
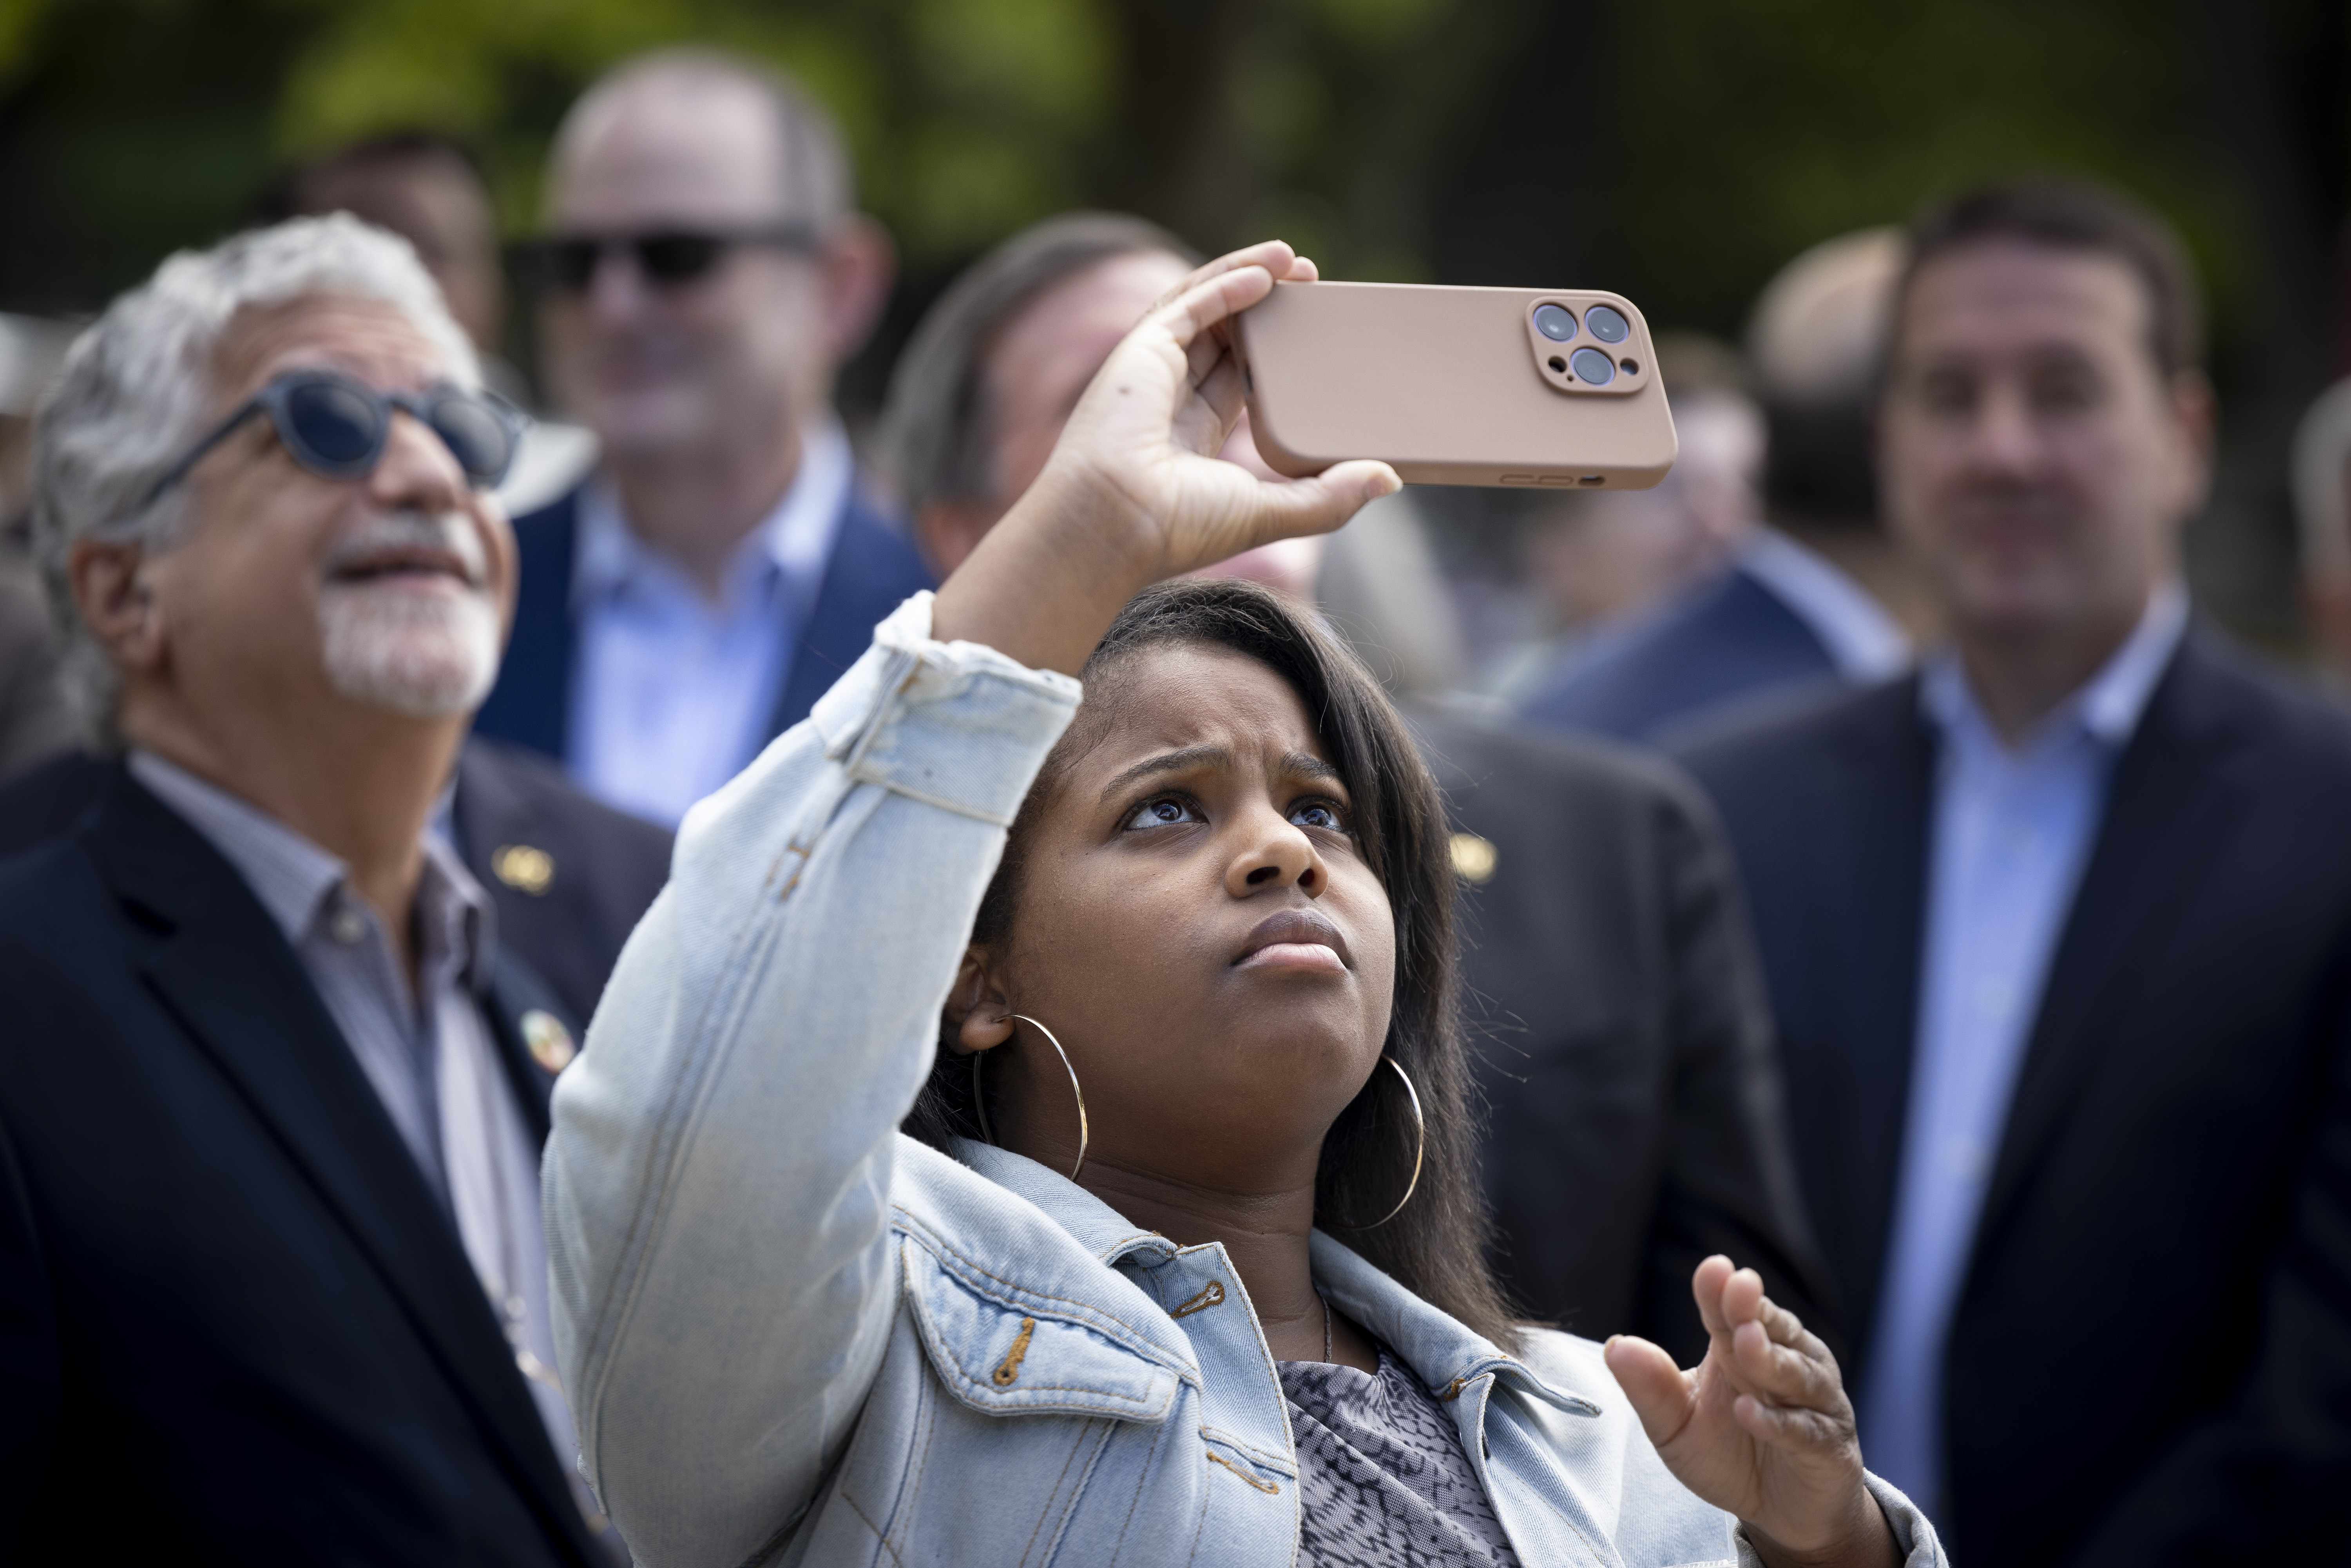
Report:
541,240,1397,1565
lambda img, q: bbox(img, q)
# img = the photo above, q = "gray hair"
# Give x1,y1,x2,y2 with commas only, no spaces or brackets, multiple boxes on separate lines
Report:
878,211,1196,514
33,212,478,742
557,48,855,229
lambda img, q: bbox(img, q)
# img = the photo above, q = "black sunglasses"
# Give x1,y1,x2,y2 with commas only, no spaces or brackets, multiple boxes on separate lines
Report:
142,369,526,510
512,225,824,294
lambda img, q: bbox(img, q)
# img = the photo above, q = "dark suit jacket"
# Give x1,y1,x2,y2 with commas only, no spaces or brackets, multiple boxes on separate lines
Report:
1520,558,1842,744
472,480,934,764
0,738,670,1027
1411,708,1831,1367
1675,627,2351,1564
0,771,610,1564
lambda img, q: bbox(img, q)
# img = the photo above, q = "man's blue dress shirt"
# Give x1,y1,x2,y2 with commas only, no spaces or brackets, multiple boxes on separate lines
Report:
566,422,851,827
1858,583,2188,1510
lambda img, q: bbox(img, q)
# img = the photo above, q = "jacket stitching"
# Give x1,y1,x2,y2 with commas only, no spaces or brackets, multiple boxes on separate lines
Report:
1204,1450,1280,1495
1042,1419,1120,1568
993,1316,1037,1386
1109,1407,1172,1564
1169,1280,1225,1318
902,1256,1178,1411
575,787,829,1478
1197,1423,1296,1476
895,1215,1198,1380
885,1354,941,1560
1019,1420,1096,1566
834,1487,905,1567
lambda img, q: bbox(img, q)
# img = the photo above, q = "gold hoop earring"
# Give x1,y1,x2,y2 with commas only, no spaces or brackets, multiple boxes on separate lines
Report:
1326,1056,1425,1231
970,1014,1090,1182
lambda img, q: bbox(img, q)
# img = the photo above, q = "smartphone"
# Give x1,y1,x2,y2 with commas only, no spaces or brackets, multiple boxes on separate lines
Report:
1233,281,1677,489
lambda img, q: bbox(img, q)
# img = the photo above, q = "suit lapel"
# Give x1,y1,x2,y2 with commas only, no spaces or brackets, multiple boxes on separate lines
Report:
766,489,934,742
81,773,591,1559
473,489,580,762
484,951,576,1146
1975,632,2250,1249
1817,681,1938,1360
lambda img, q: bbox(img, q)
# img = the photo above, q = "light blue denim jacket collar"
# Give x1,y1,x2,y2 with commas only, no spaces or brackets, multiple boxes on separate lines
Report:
951,1136,1604,1420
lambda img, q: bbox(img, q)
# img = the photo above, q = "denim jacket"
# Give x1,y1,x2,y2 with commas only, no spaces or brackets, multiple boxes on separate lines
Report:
544,594,1944,1568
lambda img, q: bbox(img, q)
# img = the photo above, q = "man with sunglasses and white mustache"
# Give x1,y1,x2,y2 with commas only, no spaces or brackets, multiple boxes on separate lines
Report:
0,216,627,1564
474,48,931,828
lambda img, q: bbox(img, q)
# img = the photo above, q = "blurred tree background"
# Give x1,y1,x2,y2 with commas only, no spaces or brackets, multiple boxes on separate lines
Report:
0,0,2343,639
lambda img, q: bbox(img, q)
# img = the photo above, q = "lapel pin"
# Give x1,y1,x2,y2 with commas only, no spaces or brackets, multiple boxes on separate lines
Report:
521,1009,578,1075
493,844,555,896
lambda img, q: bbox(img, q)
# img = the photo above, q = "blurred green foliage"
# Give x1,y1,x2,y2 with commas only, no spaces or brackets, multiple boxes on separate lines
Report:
0,0,2342,626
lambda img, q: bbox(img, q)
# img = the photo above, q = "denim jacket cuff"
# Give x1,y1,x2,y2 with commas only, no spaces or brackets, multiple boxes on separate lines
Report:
809,591,1085,828
1732,1472,1945,1567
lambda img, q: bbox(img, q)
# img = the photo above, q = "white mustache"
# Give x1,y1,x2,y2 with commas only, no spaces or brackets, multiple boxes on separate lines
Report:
321,510,490,589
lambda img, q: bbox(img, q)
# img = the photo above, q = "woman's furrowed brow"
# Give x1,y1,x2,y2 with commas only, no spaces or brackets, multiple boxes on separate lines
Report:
1097,744,1233,802
1282,751,1342,786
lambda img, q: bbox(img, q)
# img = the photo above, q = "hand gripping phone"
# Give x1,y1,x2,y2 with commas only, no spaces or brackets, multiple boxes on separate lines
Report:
1233,281,1678,489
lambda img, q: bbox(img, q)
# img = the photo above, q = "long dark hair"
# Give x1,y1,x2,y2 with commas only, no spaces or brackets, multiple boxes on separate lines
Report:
904,577,1521,1350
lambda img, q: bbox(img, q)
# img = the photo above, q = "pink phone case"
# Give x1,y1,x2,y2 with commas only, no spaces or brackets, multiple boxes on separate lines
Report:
1234,280,1679,490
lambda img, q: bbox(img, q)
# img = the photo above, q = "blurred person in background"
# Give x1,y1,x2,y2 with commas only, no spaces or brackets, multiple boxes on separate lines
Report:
880,209,1832,1367
0,311,77,780
1510,335,1762,691
2291,375,2351,685
257,130,599,517
473,48,929,829
0,216,647,1562
1521,229,1918,744
1679,179,2351,1561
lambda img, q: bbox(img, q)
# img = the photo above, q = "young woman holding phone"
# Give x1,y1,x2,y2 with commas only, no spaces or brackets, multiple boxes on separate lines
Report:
543,241,1941,1568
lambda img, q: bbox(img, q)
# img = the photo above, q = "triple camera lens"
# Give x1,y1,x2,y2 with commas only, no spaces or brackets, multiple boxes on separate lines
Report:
1532,304,1577,342
1533,300,1633,387
1570,348,1616,385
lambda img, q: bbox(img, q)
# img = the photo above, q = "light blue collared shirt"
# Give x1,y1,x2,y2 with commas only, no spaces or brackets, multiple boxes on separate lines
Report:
1739,526,1913,683
567,420,852,827
1859,582,2190,1509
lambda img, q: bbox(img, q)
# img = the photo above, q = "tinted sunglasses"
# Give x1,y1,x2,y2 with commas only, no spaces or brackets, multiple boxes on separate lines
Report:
143,369,525,510
513,225,824,293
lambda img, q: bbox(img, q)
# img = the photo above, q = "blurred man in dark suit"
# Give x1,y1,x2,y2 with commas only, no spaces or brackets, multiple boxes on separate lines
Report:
0,215,634,1563
1678,180,2351,1562
1522,229,1920,744
476,49,930,827
878,211,1831,1365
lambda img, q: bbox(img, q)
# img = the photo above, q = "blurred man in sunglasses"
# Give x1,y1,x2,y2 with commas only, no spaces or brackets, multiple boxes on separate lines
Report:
0,215,641,1564
473,48,929,828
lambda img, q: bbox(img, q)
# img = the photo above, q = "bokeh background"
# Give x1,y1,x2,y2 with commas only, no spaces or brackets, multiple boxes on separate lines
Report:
1,0,2344,642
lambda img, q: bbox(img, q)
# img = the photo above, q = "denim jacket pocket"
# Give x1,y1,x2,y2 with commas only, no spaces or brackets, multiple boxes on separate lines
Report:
901,1233,1190,1422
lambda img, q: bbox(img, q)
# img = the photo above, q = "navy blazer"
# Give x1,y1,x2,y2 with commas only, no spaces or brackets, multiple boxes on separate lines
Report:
1675,628,2351,1564
1520,559,1843,745
472,480,935,764
1411,707,1832,1367
0,772,608,1564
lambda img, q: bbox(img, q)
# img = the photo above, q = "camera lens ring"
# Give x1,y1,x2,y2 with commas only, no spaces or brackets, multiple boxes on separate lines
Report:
1584,305,1630,344
1532,303,1578,342
1570,347,1617,385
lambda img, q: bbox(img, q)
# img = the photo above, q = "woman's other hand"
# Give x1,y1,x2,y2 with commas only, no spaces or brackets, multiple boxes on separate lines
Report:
1604,1257,1900,1568
931,240,1400,676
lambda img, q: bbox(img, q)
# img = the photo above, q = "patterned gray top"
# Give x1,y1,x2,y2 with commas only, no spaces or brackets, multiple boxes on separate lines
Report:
1279,1351,1523,1567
